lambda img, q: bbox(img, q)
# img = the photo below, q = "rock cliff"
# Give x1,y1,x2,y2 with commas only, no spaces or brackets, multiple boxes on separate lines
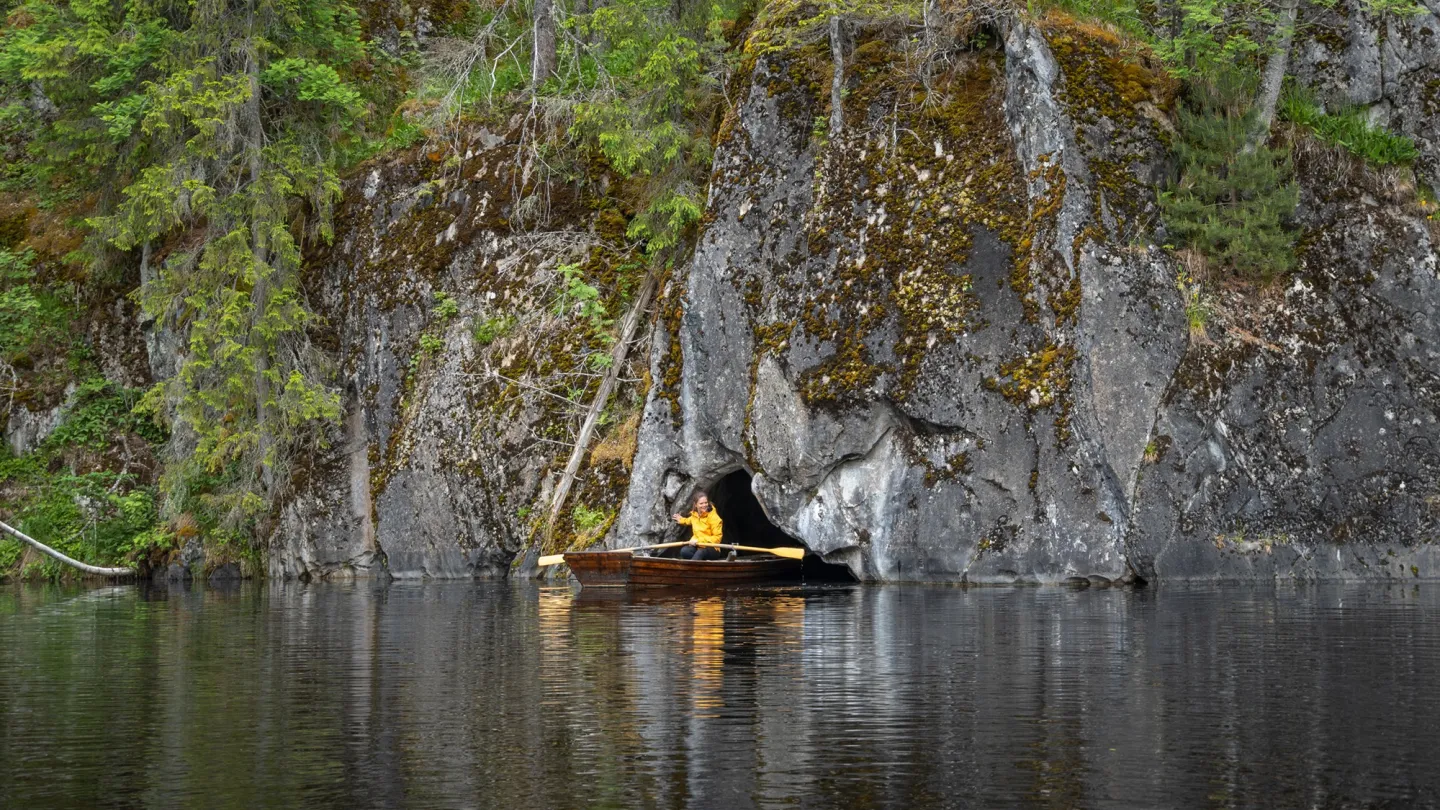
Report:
615,13,1440,582
269,139,644,579
269,8,1440,582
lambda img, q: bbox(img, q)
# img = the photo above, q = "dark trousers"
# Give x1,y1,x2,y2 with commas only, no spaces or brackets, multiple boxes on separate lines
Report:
680,544,722,561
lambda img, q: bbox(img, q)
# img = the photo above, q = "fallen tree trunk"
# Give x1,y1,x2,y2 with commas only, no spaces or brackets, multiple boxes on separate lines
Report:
0,520,135,578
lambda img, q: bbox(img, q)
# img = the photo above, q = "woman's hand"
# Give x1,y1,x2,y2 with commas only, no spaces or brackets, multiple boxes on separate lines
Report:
671,513,683,524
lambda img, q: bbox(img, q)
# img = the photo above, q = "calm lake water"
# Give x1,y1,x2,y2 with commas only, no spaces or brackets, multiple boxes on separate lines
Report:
2,581,1438,809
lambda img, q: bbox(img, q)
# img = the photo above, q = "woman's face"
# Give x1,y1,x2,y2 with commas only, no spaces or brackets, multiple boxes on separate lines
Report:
696,497,711,514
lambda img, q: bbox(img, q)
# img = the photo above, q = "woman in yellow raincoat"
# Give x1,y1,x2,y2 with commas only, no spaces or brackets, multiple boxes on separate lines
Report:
672,492,723,561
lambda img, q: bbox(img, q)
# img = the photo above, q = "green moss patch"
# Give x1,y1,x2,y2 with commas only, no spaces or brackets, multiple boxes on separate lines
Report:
742,45,1030,409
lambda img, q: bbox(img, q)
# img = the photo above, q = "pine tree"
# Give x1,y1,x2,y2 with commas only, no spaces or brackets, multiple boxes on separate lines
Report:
1161,77,1299,281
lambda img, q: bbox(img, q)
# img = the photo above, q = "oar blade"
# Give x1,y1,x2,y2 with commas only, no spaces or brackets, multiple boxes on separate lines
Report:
537,553,566,567
767,546,806,560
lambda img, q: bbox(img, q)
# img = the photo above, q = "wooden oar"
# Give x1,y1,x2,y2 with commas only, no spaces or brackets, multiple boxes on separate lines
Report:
537,541,689,568
702,543,805,560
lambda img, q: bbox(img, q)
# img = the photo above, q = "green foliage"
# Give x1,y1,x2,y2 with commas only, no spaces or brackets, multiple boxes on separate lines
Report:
473,315,516,346
552,263,610,329
571,503,609,538
0,440,161,579
1280,84,1420,166
338,110,426,168
420,1,530,107
433,291,461,321
383,116,428,151
404,331,447,379
1161,77,1298,280
45,378,167,449
1042,0,1423,289
1175,268,1211,336
562,0,728,254
625,184,705,254
1418,182,1439,224
569,0,712,167
422,0,755,256
746,0,923,54
0,247,74,365
1149,0,1269,80
1042,0,1424,163
0,0,374,528
1358,0,1424,14
0,372,169,578
0,536,19,571
1143,0,1421,80
120,524,177,559
1043,0,1150,39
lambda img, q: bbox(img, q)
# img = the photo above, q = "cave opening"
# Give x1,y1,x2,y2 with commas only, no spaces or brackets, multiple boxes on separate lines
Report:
706,469,857,583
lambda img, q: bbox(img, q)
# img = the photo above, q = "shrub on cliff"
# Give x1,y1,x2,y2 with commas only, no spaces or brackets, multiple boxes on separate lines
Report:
0,375,168,580
1279,84,1421,167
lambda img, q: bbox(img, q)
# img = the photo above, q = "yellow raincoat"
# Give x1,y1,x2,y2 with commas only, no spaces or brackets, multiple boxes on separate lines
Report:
677,508,724,545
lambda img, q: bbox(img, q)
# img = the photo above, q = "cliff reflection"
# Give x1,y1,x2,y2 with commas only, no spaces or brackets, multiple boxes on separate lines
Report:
3,582,1440,809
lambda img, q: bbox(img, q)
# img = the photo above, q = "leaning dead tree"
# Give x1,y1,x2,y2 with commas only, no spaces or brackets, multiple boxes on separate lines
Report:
0,520,135,578
1247,0,1300,152
829,14,846,137
542,264,664,548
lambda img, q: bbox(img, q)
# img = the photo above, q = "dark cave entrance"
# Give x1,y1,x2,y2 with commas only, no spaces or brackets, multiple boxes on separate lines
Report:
706,469,857,583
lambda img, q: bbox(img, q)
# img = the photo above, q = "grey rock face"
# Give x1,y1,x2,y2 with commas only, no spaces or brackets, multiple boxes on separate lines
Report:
4,388,69,457
1131,152,1440,580
267,142,632,580
1289,0,1440,186
613,20,1440,582
614,23,1188,582
270,16,1439,583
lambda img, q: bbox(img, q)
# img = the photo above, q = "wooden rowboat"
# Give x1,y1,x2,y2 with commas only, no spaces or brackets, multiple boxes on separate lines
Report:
563,549,801,588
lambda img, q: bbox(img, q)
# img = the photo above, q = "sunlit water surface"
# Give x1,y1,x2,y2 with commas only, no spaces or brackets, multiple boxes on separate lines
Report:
2,581,1438,809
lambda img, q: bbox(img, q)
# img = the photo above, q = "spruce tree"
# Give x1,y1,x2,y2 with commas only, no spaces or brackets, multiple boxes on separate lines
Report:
1,0,369,527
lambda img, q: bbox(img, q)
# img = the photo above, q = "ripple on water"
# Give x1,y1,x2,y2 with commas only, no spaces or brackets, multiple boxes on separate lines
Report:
1,581,1438,809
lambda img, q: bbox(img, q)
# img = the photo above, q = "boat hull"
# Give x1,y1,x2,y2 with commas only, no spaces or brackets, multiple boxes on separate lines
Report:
563,550,801,588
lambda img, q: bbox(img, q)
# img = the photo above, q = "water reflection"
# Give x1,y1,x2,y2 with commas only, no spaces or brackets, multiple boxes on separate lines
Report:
2,582,1439,809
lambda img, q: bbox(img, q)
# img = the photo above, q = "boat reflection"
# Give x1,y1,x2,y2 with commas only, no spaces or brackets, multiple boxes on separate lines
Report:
690,598,725,716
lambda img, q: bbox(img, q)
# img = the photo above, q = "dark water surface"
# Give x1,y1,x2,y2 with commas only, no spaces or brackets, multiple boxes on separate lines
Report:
2,582,1438,809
